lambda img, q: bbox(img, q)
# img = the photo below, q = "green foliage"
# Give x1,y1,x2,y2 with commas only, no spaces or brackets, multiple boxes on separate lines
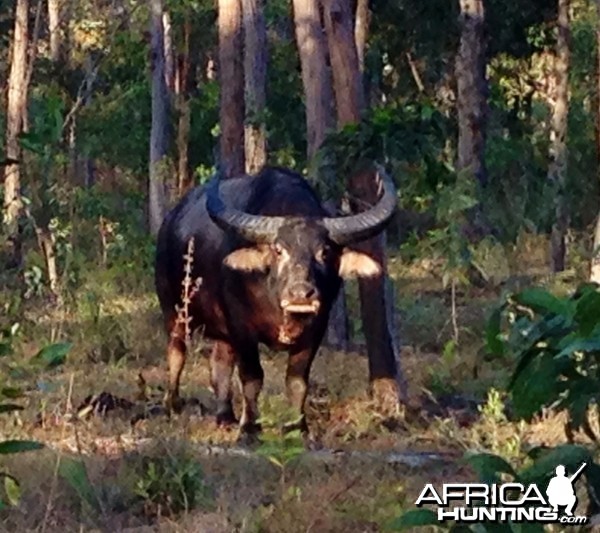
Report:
0,320,71,508
487,283,600,431
59,459,101,513
133,453,211,517
255,430,305,471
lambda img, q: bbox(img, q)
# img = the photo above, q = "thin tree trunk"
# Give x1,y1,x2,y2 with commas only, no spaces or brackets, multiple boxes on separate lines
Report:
323,0,401,408
455,0,489,243
549,0,570,272
163,11,174,93
148,0,169,236
218,0,245,178
3,0,29,268
48,0,62,63
82,54,95,187
354,0,369,74
242,0,267,174
176,17,193,195
592,0,600,284
456,0,488,188
292,0,334,159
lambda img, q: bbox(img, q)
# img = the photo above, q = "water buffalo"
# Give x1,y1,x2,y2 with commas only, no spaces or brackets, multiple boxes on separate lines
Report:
155,166,397,433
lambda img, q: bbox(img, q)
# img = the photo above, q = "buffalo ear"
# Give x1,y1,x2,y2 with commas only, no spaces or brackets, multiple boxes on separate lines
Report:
223,246,271,272
338,249,381,278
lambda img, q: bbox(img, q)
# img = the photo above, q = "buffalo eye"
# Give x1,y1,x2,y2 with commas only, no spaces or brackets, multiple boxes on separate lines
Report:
273,243,284,256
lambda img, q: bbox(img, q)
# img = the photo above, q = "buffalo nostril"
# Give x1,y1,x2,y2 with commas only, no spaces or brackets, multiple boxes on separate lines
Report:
304,287,316,299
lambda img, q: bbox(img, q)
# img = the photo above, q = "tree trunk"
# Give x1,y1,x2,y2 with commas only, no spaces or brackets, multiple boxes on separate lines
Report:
176,17,194,196
48,0,62,63
292,0,334,158
354,0,369,74
3,0,29,268
148,0,169,236
163,11,175,93
218,0,245,178
242,0,267,174
592,0,600,284
548,0,570,272
323,0,402,408
456,0,488,188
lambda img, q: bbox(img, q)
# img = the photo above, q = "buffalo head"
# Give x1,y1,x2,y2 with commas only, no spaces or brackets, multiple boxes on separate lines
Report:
206,169,397,326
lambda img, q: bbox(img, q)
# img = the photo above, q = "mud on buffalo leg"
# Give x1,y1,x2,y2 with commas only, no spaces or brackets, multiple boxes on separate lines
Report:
164,324,186,413
210,341,237,425
285,348,317,433
237,345,264,433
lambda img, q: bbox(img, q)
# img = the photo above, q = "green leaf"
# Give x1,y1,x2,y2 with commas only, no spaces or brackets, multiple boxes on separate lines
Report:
3,475,20,506
387,509,440,531
465,453,517,484
0,404,24,414
513,288,573,318
574,289,600,336
59,458,99,510
1,387,23,399
555,337,600,359
0,440,44,454
519,445,591,486
33,342,71,368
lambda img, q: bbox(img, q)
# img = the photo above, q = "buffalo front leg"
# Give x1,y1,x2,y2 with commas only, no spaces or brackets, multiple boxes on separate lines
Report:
285,348,317,433
237,345,264,434
210,341,237,426
164,332,186,413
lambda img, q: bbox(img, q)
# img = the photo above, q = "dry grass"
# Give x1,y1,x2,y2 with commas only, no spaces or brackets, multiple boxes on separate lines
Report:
0,232,596,531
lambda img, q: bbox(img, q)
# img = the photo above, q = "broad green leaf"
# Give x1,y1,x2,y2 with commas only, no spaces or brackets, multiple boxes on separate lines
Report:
33,342,71,368
513,288,573,318
574,289,600,336
0,404,24,414
3,475,20,506
519,445,591,486
0,440,44,454
510,351,562,419
387,509,440,531
555,337,600,359
59,458,99,510
465,452,517,484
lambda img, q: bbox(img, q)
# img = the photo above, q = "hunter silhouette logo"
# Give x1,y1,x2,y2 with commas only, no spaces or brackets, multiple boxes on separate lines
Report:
546,463,586,517
415,462,589,525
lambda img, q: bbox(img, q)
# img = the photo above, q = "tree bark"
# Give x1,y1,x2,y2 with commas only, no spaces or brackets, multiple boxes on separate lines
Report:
548,0,570,272
455,0,489,242
176,17,194,196
456,0,488,188
148,0,169,236
323,0,402,408
163,11,175,93
292,0,334,158
592,0,600,283
354,0,369,74
3,0,29,268
48,0,62,63
242,0,267,174
218,0,245,178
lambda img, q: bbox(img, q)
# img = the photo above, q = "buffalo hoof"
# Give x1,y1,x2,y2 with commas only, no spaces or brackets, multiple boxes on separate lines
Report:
216,410,238,427
237,426,261,446
164,393,184,415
